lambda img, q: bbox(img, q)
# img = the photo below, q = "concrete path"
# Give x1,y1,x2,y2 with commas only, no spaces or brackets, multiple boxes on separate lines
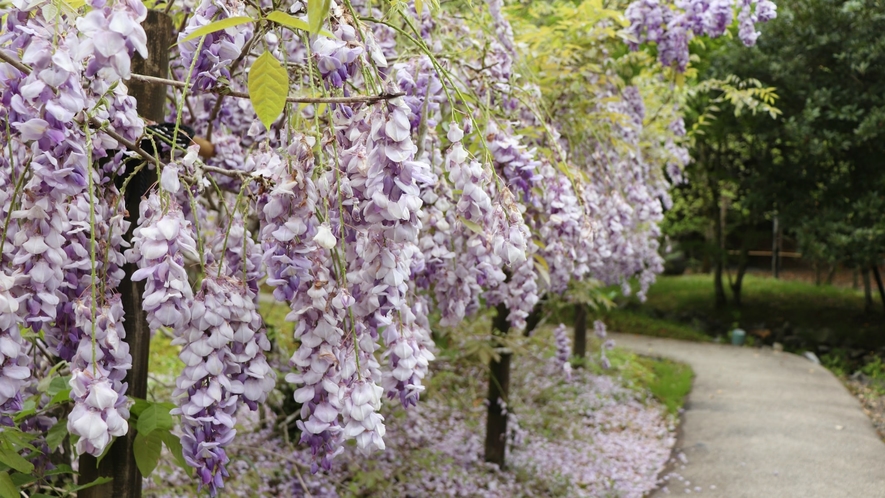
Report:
611,333,885,498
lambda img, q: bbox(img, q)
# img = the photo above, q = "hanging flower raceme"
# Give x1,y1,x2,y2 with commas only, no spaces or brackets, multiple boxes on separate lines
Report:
0,272,29,417
177,0,253,90
75,0,148,82
536,160,586,294
67,296,131,456
345,100,436,407
172,270,268,495
255,139,318,303
486,121,541,203
552,323,572,381
254,137,360,470
50,192,128,362
625,0,777,70
422,126,503,326
4,18,88,336
312,24,363,90
126,193,199,334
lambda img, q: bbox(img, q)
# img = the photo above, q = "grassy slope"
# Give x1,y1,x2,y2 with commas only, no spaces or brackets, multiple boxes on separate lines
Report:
603,274,884,350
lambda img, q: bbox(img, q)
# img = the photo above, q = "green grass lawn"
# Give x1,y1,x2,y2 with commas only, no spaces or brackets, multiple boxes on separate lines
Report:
595,274,885,351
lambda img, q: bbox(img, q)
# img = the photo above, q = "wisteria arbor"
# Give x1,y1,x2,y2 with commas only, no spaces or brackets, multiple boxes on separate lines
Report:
0,0,774,495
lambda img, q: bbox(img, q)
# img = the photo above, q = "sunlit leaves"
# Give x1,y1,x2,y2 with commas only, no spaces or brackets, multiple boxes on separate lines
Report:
179,16,254,43
307,0,331,34
265,11,335,37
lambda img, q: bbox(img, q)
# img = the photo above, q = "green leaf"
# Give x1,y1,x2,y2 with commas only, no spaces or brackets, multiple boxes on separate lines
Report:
248,51,289,130
179,16,254,44
47,376,69,397
0,430,35,452
69,477,113,492
0,448,32,474
43,464,74,477
266,11,335,37
533,254,551,287
307,0,331,34
130,397,151,418
9,472,36,488
45,421,68,451
266,11,310,31
12,400,35,423
0,472,17,498
137,404,174,436
415,0,423,17
458,216,483,235
133,432,163,476
160,432,191,476
47,387,71,407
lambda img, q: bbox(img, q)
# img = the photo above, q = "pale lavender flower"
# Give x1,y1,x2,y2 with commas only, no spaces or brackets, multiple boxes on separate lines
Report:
553,324,573,381
0,272,28,415
67,296,131,457
172,272,264,495
75,0,148,82
594,320,608,339
127,193,199,334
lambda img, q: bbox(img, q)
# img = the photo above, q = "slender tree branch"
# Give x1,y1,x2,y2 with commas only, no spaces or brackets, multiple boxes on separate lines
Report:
128,73,403,104
0,50,29,73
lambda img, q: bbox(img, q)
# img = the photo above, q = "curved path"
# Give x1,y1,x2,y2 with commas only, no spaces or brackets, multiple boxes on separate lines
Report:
611,333,885,497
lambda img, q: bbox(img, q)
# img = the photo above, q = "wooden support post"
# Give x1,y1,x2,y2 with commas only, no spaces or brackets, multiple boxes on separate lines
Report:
771,215,779,279
573,303,587,360
79,11,173,498
484,303,511,467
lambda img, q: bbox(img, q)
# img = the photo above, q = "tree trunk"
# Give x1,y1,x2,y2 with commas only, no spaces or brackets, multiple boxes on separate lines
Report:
485,303,511,467
871,265,885,315
79,11,173,498
826,265,837,286
863,267,873,313
729,244,749,307
713,191,727,307
702,221,714,274
573,303,587,360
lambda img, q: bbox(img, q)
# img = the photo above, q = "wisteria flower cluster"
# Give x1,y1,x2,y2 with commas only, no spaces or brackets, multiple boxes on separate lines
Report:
68,296,131,456
625,0,777,70
171,271,273,494
127,194,199,334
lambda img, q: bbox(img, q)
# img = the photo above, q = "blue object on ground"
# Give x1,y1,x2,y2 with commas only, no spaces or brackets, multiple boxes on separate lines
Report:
730,328,746,346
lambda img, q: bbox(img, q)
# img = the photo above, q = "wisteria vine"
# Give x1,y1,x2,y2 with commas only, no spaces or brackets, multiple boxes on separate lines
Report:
0,0,775,493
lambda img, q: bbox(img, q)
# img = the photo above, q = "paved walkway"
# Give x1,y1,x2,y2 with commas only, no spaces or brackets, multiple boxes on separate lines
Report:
611,333,885,498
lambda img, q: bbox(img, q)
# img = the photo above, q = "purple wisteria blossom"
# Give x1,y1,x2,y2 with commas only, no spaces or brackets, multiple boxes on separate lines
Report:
553,324,573,381
75,0,148,82
595,319,608,339
0,272,28,416
177,0,253,90
312,26,363,90
68,296,131,456
424,126,506,326
625,0,777,70
127,193,199,334
172,271,266,495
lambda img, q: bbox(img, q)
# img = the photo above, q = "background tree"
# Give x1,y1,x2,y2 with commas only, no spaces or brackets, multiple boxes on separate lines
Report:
683,0,885,308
